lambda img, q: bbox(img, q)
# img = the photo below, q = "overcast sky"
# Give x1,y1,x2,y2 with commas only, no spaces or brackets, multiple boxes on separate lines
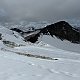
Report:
0,0,80,22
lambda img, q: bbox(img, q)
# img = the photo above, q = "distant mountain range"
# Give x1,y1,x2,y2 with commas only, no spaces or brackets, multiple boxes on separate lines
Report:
11,21,80,44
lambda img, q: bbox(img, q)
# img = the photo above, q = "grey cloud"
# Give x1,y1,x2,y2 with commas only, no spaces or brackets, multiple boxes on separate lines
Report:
0,0,80,21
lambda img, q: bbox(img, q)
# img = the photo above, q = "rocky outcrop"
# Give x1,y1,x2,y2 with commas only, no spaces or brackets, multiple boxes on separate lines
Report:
0,33,2,40
10,21,80,44
10,28,41,43
41,21,80,43
10,28,24,34
3,40,19,48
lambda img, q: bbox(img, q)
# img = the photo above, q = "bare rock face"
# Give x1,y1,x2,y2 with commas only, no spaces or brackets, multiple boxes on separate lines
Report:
76,27,80,32
10,28,41,43
10,21,80,44
3,40,19,48
0,33,2,40
10,28,24,34
23,30,40,43
41,21,80,43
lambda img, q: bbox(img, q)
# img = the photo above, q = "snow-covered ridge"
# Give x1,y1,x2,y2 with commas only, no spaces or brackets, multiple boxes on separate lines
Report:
10,21,80,43
0,23,80,80
10,21,80,53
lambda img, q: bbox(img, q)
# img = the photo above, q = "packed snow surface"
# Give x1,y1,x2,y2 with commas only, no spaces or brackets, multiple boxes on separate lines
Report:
0,26,80,80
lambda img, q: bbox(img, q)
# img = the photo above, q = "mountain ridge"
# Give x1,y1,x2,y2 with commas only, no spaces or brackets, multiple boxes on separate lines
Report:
10,21,80,43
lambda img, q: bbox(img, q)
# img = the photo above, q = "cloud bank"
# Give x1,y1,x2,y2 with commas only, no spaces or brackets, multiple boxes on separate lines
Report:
0,0,80,21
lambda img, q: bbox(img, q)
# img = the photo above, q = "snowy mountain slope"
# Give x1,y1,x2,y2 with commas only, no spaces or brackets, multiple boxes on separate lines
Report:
0,26,28,47
41,35,80,53
0,25,80,80
10,21,80,53
0,48,80,80
12,45,80,60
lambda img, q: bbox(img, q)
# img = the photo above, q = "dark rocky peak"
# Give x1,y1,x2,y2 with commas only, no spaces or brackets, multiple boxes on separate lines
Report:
41,21,74,33
41,21,80,43
10,21,80,44
53,21,72,29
